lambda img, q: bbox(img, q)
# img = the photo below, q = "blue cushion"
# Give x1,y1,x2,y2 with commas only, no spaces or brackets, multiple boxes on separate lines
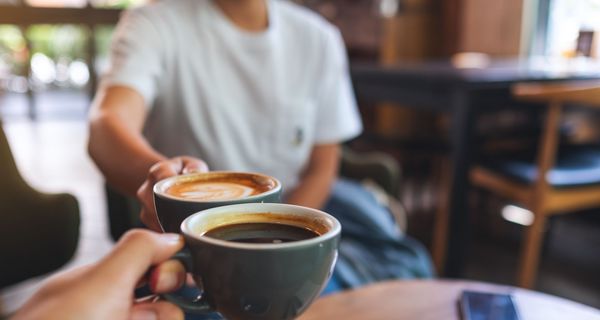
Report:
482,145,600,187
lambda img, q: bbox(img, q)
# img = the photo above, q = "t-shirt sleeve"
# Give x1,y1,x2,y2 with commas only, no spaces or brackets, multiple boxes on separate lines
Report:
100,9,164,106
313,26,363,144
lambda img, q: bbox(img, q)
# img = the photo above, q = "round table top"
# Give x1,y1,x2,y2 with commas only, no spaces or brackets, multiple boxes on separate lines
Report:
298,280,600,320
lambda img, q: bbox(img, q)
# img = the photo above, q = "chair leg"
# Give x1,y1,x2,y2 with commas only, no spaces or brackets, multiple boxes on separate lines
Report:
432,205,449,274
432,158,451,274
518,212,547,288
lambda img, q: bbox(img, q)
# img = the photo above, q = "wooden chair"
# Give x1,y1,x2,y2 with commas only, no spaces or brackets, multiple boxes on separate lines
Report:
470,81,600,288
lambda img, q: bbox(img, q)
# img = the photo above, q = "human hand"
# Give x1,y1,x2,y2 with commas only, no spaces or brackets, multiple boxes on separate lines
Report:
13,229,188,320
137,156,209,231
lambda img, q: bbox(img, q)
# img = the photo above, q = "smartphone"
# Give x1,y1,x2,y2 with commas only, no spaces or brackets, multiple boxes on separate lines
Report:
460,290,520,320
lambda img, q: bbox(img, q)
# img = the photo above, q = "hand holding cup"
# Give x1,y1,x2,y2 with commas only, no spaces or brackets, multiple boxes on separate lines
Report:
137,156,209,231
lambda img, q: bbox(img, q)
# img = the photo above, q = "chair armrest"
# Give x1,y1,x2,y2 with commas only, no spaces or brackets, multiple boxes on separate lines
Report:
340,147,401,196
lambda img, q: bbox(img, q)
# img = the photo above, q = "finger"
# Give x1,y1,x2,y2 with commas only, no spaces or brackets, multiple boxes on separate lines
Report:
148,260,186,293
147,162,180,185
149,157,199,180
140,207,163,232
136,167,165,232
130,301,184,320
96,230,184,289
185,274,196,286
179,156,209,174
136,180,155,210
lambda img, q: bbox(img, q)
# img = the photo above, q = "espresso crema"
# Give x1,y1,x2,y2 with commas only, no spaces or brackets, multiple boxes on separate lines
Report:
165,177,272,201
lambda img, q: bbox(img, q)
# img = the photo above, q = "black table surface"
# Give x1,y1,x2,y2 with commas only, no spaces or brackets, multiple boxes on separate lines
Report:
352,57,600,86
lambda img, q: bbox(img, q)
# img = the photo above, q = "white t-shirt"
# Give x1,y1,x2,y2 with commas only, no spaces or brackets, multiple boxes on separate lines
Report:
102,0,362,191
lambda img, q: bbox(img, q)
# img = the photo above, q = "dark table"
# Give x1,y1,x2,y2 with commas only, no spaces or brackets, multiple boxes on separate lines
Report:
350,56,600,277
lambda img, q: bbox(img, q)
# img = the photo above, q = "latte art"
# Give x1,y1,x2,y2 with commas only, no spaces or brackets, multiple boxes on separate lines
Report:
178,182,256,201
167,182,261,201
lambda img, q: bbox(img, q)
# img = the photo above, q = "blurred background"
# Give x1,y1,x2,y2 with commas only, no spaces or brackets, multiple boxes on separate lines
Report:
1,0,599,315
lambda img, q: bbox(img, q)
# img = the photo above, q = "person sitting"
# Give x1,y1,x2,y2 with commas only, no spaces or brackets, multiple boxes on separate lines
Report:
88,0,433,298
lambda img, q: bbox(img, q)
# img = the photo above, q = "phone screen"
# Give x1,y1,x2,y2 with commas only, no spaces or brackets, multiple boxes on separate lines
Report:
460,290,520,320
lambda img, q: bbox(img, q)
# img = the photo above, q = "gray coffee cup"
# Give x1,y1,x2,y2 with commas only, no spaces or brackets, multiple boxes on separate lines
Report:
165,203,341,320
153,171,282,233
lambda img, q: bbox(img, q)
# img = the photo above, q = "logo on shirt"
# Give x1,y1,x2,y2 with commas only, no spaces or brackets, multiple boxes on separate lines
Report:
293,127,304,146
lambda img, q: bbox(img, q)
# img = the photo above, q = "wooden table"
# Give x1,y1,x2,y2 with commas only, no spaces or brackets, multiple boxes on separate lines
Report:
299,280,600,320
350,57,600,277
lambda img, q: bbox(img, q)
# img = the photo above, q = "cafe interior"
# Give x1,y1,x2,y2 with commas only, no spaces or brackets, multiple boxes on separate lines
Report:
1,0,600,319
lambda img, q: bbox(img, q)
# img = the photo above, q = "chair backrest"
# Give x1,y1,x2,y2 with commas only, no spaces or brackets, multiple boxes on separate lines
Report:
511,81,600,190
340,146,401,196
0,121,80,289
513,81,600,106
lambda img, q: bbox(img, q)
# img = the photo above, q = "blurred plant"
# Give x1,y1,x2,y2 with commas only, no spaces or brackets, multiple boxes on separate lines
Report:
0,2,141,91
0,25,28,75
26,25,88,60
95,25,114,58
94,25,115,75
90,0,146,9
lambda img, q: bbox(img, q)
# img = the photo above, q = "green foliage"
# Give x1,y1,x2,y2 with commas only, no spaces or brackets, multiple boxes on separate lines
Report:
26,25,88,60
95,25,115,58
0,24,107,76
0,25,25,52
0,25,27,74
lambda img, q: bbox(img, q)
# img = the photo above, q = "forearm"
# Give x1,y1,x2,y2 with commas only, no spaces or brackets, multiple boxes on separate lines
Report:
285,172,336,209
285,144,340,209
89,112,165,196
88,85,165,196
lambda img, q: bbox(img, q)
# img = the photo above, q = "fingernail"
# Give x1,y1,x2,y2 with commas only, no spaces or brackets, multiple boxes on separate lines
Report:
131,309,157,320
159,233,182,245
183,167,204,174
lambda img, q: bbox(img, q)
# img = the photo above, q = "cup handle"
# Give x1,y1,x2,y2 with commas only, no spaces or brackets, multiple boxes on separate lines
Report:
161,249,213,314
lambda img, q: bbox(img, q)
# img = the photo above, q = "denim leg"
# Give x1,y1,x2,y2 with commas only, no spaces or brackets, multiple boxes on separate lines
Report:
324,178,402,241
324,178,434,290
320,273,343,296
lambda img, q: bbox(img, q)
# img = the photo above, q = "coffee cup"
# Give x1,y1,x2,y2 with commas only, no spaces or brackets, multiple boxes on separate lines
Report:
153,171,282,233
165,202,341,320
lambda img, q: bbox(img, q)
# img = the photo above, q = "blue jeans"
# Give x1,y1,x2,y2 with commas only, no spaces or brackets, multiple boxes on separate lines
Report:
323,178,434,289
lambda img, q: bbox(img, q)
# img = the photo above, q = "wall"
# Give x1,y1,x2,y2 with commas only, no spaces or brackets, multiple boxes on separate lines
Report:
295,0,383,61
458,0,526,56
377,0,442,138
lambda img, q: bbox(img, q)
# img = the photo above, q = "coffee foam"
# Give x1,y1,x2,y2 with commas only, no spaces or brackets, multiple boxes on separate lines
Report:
169,182,257,201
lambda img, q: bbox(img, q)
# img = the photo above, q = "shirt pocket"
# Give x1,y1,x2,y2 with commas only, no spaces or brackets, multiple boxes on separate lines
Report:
272,99,316,171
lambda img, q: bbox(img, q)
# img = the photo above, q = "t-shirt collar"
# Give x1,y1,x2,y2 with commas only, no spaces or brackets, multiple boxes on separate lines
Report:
205,0,275,50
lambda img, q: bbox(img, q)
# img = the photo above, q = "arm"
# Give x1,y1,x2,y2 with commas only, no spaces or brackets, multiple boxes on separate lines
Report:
284,144,340,209
88,8,172,196
88,85,207,231
286,28,361,210
88,85,165,196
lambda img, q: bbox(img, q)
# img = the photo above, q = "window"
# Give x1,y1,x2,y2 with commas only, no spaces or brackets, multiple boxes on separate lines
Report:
546,0,600,58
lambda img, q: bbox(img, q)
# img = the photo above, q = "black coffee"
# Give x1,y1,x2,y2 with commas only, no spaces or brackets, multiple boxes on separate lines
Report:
204,222,320,244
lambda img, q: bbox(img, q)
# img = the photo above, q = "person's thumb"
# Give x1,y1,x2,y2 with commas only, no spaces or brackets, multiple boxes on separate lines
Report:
96,230,184,289
129,301,184,320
